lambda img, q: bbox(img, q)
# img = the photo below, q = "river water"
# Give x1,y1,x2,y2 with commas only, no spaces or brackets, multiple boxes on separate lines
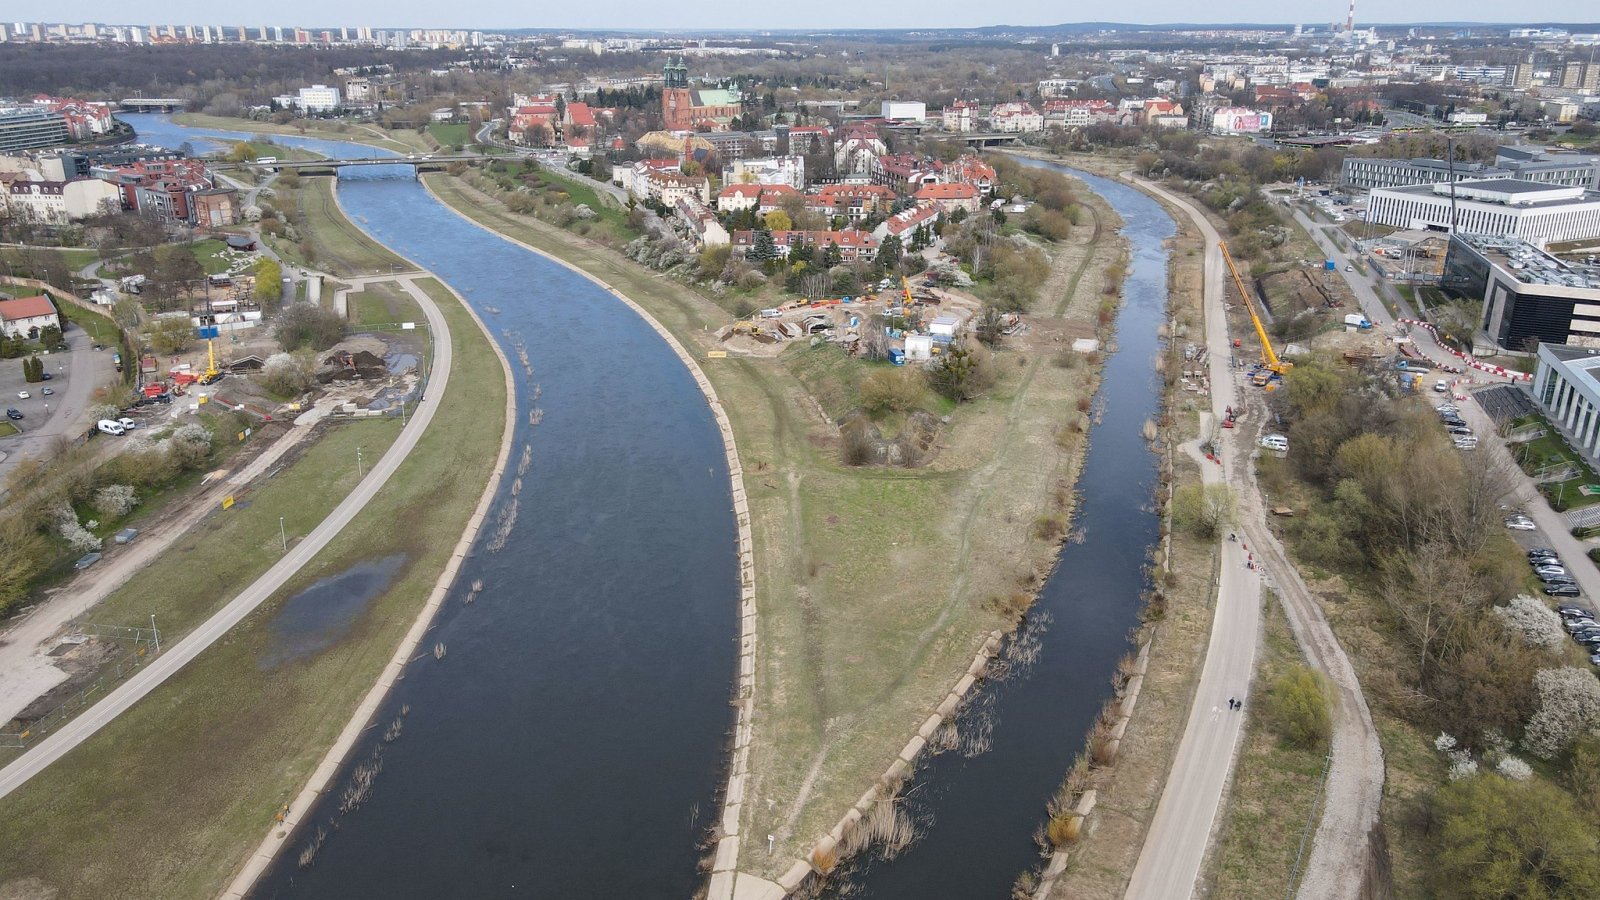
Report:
126,118,1171,899
825,161,1173,899
124,116,740,898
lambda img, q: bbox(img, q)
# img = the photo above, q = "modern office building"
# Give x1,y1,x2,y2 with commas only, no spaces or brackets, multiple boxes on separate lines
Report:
1367,179,1600,248
1340,156,1499,190
1441,233,1600,351
1532,343,1600,471
0,107,67,152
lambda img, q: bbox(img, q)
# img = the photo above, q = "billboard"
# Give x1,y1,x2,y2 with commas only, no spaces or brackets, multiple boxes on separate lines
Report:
1211,107,1273,134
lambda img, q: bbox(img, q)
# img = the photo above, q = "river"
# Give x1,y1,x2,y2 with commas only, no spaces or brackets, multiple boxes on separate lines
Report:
123,115,741,898
824,160,1173,898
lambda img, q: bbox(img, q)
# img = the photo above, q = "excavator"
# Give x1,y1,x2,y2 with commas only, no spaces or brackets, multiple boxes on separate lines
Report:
1219,240,1291,390
901,275,914,309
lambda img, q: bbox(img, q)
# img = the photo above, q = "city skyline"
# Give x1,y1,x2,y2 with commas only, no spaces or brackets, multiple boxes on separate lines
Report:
20,3,1600,33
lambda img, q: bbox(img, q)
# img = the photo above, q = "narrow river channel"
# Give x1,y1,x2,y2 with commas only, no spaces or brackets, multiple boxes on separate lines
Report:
124,116,740,898
825,160,1174,899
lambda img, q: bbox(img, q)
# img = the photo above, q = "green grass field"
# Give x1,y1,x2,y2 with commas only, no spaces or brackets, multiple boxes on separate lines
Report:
272,178,408,277
0,254,506,900
427,122,470,148
347,280,424,327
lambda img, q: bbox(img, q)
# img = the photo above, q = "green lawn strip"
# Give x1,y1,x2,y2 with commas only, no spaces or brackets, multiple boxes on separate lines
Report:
348,280,424,328
188,238,232,275
1207,599,1330,899
427,122,470,148
0,421,16,437
296,179,409,277
56,299,117,346
0,247,100,279
0,276,505,899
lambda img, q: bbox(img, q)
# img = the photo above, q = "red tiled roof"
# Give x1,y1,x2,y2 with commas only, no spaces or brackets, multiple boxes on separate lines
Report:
915,182,978,200
718,184,762,198
566,102,597,127
0,295,57,322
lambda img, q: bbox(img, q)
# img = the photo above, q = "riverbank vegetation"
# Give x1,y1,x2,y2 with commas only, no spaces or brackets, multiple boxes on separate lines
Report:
423,168,1123,882
0,276,508,898
1250,354,1600,896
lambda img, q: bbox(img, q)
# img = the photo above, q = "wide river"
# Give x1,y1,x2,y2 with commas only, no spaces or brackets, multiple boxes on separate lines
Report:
126,115,740,898
126,118,1171,899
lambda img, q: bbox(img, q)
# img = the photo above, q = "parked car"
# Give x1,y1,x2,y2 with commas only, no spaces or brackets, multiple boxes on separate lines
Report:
1505,517,1537,530
117,417,137,430
40,387,52,396
1437,404,1459,414
4,408,20,420
1536,566,1569,577
1566,619,1597,633
16,390,28,400
1548,584,1584,597
1559,605,1591,617
39,373,51,381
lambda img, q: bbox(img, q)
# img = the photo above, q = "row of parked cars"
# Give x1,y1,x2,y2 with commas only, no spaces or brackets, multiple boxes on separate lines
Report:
1438,403,1476,451
1530,547,1582,598
1559,604,1600,666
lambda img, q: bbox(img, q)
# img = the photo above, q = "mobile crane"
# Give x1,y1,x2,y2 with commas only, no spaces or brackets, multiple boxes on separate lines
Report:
199,337,222,385
1219,240,1291,388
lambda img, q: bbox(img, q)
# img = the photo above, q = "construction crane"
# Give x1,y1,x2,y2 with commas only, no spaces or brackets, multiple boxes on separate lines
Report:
1219,240,1290,381
199,337,221,384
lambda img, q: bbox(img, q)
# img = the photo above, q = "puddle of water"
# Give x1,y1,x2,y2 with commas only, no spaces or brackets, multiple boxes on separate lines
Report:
260,555,408,669
386,352,417,374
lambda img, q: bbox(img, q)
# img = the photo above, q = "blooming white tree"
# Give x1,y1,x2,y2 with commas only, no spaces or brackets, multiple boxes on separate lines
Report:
1495,755,1533,780
53,505,101,554
1492,595,1566,652
1524,667,1600,759
93,484,138,519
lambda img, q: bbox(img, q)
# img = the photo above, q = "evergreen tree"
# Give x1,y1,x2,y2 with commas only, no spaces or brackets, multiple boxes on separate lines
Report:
751,228,778,262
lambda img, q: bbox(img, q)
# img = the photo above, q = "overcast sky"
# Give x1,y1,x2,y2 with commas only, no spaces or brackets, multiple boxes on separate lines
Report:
52,2,1600,31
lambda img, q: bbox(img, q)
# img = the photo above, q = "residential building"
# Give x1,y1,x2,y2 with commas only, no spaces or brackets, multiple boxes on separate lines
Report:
1043,99,1117,129
0,107,67,152
988,102,1044,133
940,102,979,133
676,197,729,247
834,127,887,176
715,182,764,213
730,228,878,262
871,154,942,196
914,182,981,215
1367,179,1600,248
1210,106,1273,134
806,184,896,222
723,156,805,190
941,154,997,195
1543,100,1581,124
0,294,60,339
191,187,239,227
3,178,120,224
1441,234,1600,352
1531,343,1600,471
874,202,944,245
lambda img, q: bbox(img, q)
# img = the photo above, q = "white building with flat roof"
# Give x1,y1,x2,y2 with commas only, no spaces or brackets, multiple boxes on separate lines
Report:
296,84,341,112
1366,179,1600,248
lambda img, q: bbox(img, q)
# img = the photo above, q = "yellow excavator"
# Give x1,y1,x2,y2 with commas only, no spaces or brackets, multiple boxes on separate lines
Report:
1219,240,1290,388
901,275,914,308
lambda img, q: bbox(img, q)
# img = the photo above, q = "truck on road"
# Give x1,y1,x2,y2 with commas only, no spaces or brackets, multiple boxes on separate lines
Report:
1344,314,1372,330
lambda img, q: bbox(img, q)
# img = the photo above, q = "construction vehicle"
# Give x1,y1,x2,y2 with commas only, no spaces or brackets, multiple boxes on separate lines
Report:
1220,240,1291,387
199,338,222,385
902,275,914,308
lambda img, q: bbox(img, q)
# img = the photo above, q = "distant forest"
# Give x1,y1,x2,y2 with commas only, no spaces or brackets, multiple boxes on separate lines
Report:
0,44,455,103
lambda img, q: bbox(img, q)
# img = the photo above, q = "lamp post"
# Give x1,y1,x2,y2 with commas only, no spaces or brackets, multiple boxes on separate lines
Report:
356,446,364,478
279,516,287,552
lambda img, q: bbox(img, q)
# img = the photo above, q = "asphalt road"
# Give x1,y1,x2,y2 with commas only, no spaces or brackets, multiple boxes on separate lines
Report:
1123,178,1384,900
0,274,451,801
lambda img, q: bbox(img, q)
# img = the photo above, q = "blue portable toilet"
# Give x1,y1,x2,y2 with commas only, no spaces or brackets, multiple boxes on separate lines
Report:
888,348,906,366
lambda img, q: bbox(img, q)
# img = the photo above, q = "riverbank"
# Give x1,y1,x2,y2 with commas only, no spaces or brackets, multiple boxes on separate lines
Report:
0,264,508,897
421,172,1122,890
172,113,429,155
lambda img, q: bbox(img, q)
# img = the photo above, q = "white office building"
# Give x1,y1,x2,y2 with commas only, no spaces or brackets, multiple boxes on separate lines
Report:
1532,344,1600,472
1366,179,1600,248
296,84,342,113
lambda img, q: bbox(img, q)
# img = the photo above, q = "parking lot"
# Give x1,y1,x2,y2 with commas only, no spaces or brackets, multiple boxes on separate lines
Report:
0,322,120,488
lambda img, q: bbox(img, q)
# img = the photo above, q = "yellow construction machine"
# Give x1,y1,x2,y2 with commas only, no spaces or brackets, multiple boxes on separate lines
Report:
1219,240,1290,388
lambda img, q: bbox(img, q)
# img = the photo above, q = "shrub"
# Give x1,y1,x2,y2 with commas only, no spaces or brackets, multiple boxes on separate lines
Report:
1429,774,1600,899
1491,595,1566,652
275,303,347,352
859,368,926,416
260,351,316,396
167,423,214,471
1045,812,1082,846
1523,667,1600,759
1265,664,1332,749
1494,755,1532,780
93,484,137,519
1171,483,1235,538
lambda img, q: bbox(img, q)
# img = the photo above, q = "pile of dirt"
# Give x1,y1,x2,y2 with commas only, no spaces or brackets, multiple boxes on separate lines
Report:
316,349,388,383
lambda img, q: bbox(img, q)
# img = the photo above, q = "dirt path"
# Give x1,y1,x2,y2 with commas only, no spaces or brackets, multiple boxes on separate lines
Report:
1123,176,1384,900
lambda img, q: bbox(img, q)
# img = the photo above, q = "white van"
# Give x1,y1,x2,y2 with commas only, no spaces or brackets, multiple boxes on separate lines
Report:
1260,434,1289,452
1434,380,1449,393
117,417,138,430
97,419,126,436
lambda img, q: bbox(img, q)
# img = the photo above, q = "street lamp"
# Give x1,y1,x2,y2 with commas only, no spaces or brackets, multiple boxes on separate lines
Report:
356,446,364,477
279,516,287,552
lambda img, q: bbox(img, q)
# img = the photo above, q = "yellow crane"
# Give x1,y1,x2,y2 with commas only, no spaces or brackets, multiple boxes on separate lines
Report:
199,337,221,384
1219,240,1290,383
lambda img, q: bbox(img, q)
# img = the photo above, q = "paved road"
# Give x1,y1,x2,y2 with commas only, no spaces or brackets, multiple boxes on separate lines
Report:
0,273,450,800
1123,177,1384,900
